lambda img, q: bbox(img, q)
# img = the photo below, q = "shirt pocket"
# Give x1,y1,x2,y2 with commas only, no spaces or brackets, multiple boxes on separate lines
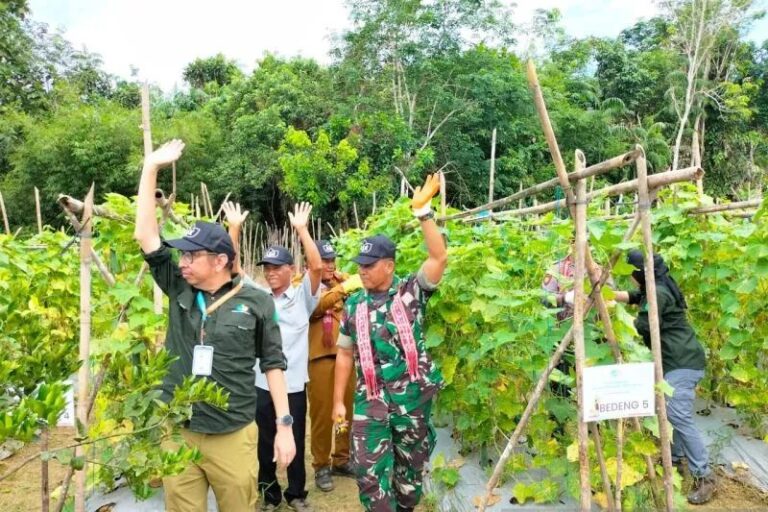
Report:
214,312,257,356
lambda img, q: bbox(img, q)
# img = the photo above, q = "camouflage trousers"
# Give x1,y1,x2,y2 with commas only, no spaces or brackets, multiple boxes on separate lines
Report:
351,399,436,512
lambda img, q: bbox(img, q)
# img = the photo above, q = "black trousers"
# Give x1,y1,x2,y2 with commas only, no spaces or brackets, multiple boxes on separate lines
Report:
256,387,308,505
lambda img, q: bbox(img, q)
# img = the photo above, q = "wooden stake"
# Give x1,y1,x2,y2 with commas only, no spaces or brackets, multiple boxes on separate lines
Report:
0,190,9,235
635,145,674,512
590,423,615,512
615,419,625,511
353,202,360,229
172,161,177,196
141,82,164,346
439,172,446,218
41,426,49,512
74,184,94,512
573,161,591,511
141,82,152,155
372,192,377,216
35,187,43,234
518,183,523,209
488,127,497,207
60,206,116,287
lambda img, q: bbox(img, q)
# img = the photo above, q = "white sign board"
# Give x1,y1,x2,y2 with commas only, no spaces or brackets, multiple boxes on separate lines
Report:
583,362,655,422
57,380,76,427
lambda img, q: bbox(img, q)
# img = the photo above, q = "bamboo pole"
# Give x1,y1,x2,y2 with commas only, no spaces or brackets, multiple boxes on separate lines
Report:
41,426,49,512
689,198,761,214
636,146,674,512
573,163,590,511
590,423,615,512
57,195,127,223
172,161,177,196
478,215,642,511
489,166,703,221
488,127,497,207
154,189,188,228
440,149,643,222
372,192,377,216
616,194,623,216
518,183,523,209
140,83,164,347
615,419,625,511
353,202,360,229
0,190,9,234
213,192,232,220
60,206,116,287
439,173,446,218
74,184,94,512
35,187,43,234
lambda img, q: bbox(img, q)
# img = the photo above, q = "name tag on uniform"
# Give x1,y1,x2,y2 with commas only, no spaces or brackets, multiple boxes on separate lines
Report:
192,345,214,376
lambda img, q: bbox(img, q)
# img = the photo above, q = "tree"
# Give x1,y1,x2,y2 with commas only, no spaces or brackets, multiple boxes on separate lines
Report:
183,53,243,89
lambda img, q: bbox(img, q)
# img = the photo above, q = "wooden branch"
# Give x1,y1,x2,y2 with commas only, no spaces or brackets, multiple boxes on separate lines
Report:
636,146,675,512
439,149,643,221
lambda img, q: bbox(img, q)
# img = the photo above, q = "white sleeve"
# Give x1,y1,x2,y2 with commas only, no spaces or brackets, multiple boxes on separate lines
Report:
298,272,320,315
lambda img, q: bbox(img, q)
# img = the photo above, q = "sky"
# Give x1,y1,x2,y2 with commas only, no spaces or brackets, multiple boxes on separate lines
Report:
28,0,768,93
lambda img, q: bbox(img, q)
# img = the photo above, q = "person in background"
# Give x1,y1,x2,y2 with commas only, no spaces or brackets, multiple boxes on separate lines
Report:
224,201,321,512
614,250,715,505
307,240,362,492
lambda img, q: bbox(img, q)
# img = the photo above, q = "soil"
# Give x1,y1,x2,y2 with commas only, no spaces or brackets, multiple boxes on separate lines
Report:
1,428,766,511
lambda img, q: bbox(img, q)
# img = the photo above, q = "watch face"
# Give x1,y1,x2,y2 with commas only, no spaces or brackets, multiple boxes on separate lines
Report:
278,415,293,425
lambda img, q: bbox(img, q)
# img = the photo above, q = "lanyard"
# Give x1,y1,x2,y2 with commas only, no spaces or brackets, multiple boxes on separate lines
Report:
195,282,244,344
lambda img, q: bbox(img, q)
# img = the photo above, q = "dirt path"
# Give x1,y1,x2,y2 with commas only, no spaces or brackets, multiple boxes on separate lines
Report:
1,427,766,511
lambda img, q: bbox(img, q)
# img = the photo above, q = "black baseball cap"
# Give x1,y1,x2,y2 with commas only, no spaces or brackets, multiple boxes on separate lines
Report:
258,245,294,266
315,240,336,259
164,221,235,261
353,235,396,265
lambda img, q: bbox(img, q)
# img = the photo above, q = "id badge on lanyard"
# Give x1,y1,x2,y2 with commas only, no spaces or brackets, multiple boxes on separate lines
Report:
192,292,214,377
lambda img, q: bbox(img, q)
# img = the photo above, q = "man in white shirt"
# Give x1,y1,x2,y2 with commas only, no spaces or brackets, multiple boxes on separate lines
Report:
253,203,322,512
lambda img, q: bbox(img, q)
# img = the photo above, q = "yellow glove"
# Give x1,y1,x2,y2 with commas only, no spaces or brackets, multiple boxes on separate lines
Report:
411,173,441,217
342,274,363,293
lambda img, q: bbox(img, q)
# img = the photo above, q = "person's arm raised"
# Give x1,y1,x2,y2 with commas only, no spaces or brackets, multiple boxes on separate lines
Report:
222,201,249,275
134,139,185,253
289,202,322,295
412,173,447,285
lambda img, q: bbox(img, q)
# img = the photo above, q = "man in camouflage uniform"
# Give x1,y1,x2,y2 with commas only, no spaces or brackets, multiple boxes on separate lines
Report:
332,174,447,512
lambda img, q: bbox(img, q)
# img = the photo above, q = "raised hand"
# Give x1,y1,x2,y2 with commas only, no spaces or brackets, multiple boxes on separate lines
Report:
144,139,185,170
288,202,313,232
222,201,249,227
411,173,441,213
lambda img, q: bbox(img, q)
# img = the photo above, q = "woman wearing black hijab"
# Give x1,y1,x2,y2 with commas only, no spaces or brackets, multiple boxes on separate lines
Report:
615,250,715,505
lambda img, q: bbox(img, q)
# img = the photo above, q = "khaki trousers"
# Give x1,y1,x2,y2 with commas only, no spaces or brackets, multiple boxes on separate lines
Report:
308,355,354,470
163,422,258,512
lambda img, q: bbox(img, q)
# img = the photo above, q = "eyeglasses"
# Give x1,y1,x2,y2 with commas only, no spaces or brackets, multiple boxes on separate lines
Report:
179,250,219,263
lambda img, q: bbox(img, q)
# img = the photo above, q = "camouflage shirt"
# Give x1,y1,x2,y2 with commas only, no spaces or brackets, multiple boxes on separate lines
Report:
338,271,444,420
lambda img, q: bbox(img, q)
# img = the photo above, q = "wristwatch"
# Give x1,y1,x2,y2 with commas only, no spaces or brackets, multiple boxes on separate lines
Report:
276,414,294,426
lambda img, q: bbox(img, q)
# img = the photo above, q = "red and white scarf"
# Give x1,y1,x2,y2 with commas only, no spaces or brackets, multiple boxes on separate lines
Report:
355,293,420,400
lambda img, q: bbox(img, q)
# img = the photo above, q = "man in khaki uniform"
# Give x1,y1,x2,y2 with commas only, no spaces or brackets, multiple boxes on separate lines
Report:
308,240,362,492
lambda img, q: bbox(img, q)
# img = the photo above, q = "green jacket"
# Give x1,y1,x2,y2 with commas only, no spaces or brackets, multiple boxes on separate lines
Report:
631,285,705,374
145,246,286,434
